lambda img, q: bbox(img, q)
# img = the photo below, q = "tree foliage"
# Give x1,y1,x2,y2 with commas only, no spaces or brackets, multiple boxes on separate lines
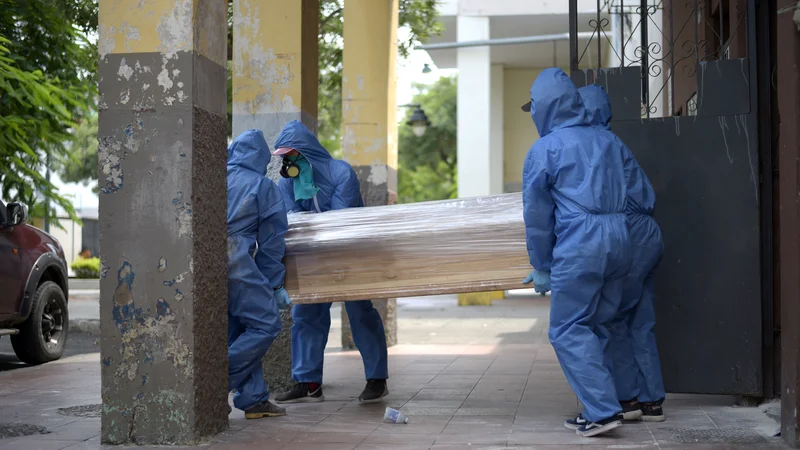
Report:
0,0,97,223
397,75,457,204
58,113,98,191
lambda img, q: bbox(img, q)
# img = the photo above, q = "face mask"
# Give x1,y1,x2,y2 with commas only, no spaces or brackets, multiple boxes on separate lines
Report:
291,157,320,201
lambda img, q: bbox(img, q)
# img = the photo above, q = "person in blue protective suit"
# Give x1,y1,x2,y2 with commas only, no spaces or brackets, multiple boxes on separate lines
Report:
270,120,390,405
520,68,632,437
579,84,666,423
227,129,292,419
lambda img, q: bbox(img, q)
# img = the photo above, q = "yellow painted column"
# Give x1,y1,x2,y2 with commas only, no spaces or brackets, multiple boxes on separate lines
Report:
342,0,399,204
340,0,400,347
98,0,228,444
231,0,319,392
232,0,318,145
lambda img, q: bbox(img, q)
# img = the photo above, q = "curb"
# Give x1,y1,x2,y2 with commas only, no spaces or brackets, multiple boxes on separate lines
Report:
68,278,100,291
70,319,101,336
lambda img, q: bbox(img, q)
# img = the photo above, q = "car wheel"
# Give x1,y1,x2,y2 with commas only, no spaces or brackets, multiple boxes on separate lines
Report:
11,281,69,365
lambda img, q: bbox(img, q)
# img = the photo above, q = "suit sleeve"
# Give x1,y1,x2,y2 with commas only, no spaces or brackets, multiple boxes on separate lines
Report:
330,165,363,210
620,141,656,216
522,142,556,272
255,180,289,290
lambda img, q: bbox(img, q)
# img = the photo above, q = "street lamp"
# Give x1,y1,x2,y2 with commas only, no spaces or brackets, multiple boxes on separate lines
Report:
400,103,430,137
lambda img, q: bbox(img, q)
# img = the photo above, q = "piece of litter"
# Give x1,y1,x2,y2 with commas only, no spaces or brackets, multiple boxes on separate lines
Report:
383,407,408,424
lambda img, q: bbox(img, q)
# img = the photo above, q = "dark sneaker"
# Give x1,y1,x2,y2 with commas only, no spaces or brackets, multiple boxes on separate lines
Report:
620,399,644,421
244,400,286,419
641,402,665,422
576,415,623,437
227,403,232,415
564,414,587,431
274,382,325,404
358,379,388,404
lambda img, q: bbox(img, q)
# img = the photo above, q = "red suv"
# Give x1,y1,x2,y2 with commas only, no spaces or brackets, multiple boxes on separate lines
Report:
0,200,70,364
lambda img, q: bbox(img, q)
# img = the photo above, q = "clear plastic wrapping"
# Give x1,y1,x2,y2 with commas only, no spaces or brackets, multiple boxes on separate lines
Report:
284,193,531,304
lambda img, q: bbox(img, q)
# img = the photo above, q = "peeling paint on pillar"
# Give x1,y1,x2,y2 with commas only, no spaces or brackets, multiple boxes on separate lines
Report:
231,0,318,142
99,0,228,445
104,260,195,443
340,0,400,349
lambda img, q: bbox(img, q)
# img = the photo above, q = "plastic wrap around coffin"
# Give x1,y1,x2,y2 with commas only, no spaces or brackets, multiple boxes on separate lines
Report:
284,193,531,304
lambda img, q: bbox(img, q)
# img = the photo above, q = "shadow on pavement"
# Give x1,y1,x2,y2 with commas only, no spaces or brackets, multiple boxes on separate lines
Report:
0,331,100,372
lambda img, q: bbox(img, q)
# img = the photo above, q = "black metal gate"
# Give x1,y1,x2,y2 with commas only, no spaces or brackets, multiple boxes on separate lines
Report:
567,0,772,396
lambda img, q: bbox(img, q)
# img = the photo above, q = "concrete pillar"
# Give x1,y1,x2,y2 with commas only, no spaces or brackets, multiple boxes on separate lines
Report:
97,0,228,444
232,0,319,394
457,16,492,199
490,64,504,195
340,0,400,348
456,17,504,306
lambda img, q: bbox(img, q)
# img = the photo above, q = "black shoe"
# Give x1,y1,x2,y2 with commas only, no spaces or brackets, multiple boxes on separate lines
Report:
244,400,286,419
641,402,665,422
564,414,587,431
358,379,388,404
274,382,325,404
227,403,232,415
619,398,644,421
576,414,623,437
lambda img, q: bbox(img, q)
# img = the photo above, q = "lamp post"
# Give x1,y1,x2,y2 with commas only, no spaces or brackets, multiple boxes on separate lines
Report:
399,103,430,137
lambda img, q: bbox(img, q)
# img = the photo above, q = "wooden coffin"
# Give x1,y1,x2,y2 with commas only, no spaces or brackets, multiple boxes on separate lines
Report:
283,193,531,304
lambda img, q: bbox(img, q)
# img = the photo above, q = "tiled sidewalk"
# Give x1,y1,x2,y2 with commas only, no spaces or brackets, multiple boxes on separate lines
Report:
0,296,787,449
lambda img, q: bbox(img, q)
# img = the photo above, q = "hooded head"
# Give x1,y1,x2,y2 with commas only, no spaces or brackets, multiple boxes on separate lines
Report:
578,84,612,130
227,129,271,173
522,68,589,137
273,121,333,168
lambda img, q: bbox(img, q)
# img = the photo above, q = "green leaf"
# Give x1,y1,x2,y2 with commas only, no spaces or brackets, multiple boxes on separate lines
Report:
0,0,95,226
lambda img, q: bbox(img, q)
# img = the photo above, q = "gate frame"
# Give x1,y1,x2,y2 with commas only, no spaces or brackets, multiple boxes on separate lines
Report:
565,0,778,399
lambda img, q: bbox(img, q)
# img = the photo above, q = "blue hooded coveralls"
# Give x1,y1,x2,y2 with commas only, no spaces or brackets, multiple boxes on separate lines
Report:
522,68,632,422
579,85,666,404
274,120,389,384
227,129,288,410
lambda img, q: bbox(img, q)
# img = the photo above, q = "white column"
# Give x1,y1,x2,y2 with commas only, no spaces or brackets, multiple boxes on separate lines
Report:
490,63,504,194
457,16,491,198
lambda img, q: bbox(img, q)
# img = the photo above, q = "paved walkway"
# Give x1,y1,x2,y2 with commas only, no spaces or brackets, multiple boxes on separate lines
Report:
0,296,787,449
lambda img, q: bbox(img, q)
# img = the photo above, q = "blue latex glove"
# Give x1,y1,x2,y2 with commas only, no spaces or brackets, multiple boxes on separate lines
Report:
275,287,291,310
522,270,551,294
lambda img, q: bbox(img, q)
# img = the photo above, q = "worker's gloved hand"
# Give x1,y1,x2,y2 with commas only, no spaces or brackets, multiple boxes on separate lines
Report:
522,270,551,294
275,287,291,310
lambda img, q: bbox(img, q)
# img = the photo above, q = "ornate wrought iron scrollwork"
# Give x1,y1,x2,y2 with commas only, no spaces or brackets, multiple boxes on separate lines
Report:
574,0,750,118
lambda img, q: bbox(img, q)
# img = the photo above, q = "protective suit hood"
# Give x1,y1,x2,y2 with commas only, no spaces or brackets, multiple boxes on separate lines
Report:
228,129,271,173
274,120,333,169
529,68,590,137
579,85,612,130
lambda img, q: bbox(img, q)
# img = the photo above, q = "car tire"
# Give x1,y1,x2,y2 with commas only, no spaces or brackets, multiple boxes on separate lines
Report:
11,281,69,365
